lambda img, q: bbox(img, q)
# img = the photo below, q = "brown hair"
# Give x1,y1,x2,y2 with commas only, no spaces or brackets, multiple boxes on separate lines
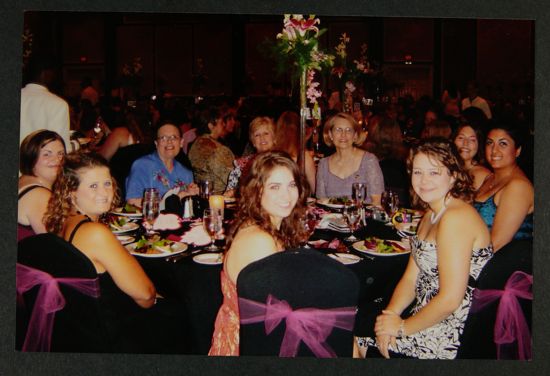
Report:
370,117,407,160
274,111,300,158
19,130,66,176
322,112,367,147
406,137,474,208
44,152,120,234
226,151,310,250
421,119,452,139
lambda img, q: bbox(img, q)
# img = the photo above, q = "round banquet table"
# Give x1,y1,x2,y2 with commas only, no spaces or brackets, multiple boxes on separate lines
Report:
131,206,410,354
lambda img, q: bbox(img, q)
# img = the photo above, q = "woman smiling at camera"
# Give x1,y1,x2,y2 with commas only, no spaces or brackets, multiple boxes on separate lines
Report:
44,152,156,309
209,151,310,356
453,122,491,190
18,130,66,241
316,112,384,206
355,138,492,359
474,121,534,252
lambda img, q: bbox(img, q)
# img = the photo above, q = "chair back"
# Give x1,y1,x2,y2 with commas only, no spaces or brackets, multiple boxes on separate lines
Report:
237,247,359,357
17,233,111,352
457,239,533,359
109,143,155,198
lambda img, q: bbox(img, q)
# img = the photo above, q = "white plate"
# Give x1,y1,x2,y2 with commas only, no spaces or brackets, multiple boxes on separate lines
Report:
317,198,347,209
224,197,236,204
307,197,317,205
352,239,411,257
193,252,224,265
111,207,143,218
110,222,140,234
394,221,418,233
126,240,188,258
116,235,135,245
328,253,362,265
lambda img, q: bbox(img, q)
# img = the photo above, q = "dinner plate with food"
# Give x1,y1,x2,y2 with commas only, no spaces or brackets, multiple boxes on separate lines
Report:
111,203,142,219
316,196,353,209
107,215,140,234
125,235,188,258
352,236,411,256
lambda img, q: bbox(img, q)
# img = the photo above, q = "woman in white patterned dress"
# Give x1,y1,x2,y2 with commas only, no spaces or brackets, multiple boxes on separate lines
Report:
355,138,493,359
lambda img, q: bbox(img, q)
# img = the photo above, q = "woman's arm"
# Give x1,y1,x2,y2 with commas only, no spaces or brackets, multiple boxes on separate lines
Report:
75,223,156,308
98,127,129,161
492,178,534,251
20,187,51,235
376,208,474,338
304,152,316,193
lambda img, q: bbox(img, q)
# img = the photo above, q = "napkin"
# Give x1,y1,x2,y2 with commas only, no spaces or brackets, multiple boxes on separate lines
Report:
159,187,180,211
317,213,349,232
180,224,211,246
153,213,182,231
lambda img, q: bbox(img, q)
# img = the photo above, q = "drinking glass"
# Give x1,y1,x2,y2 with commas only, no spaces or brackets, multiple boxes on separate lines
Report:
342,204,361,241
352,182,367,207
381,190,400,218
304,210,320,239
199,180,213,199
142,188,160,236
203,209,223,252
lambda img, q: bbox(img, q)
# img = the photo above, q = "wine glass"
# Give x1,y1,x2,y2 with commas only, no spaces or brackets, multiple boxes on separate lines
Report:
203,209,222,252
142,188,160,236
342,204,361,241
303,210,320,245
352,182,367,225
381,190,400,219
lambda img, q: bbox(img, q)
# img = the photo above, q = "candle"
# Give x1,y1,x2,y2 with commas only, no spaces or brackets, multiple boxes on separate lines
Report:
209,195,225,217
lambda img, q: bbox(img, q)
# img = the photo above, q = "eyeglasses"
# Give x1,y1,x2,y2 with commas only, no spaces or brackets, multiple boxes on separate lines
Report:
157,135,181,143
333,127,354,135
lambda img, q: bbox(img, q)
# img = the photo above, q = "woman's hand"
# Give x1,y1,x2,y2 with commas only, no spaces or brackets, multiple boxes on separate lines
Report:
374,310,402,337
376,333,397,359
178,183,199,199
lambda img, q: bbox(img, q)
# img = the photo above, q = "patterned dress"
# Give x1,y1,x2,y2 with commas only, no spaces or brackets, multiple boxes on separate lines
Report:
358,237,493,359
208,269,240,356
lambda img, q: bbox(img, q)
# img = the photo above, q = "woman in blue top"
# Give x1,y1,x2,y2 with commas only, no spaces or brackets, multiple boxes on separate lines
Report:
474,121,533,252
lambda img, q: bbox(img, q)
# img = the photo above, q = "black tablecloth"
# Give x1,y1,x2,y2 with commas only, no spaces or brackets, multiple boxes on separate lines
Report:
134,211,409,354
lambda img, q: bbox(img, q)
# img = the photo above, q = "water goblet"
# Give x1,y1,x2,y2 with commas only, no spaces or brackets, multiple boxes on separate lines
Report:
342,204,361,241
142,188,160,236
203,209,223,252
381,190,400,218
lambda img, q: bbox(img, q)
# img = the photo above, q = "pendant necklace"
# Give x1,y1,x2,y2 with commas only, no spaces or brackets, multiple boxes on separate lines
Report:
430,198,449,225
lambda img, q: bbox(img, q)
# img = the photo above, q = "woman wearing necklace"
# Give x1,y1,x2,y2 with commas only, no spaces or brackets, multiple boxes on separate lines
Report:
453,121,491,190
355,138,492,359
474,121,534,252
18,130,66,241
188,106,235,194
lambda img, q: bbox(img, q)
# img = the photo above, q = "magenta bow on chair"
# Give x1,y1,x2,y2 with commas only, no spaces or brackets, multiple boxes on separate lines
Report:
16,263,101,352
239,294,356,358
470,270,533,360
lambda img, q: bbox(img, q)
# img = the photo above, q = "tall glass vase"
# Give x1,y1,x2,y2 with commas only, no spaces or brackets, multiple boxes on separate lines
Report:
298,67,308,175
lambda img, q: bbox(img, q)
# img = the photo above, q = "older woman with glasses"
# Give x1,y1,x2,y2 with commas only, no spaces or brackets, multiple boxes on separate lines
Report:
125,122,198,207
316,112,384,206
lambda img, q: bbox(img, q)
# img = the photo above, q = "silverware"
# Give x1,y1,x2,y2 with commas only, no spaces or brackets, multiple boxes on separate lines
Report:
166,249,202,263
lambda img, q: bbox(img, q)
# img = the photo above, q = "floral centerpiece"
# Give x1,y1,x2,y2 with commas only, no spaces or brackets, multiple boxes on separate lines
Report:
271,14,334,172
332,33,381,112
273,14,334,117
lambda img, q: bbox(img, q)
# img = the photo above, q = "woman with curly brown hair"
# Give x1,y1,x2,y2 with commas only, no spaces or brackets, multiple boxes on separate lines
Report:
355,138,492,359
209,151,310,356
44,152,156,308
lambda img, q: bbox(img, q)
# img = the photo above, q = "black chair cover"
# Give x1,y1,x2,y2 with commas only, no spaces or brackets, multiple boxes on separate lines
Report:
457,239,533,359
109,143,155,198
237,247,359,357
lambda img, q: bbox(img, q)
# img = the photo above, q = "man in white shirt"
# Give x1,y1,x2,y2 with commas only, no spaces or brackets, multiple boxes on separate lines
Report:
461,81,492,120
20,57,71,148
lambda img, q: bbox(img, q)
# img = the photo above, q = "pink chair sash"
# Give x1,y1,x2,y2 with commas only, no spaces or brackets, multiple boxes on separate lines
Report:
470,270,533,360
239,294,356,358
16,263,101,352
